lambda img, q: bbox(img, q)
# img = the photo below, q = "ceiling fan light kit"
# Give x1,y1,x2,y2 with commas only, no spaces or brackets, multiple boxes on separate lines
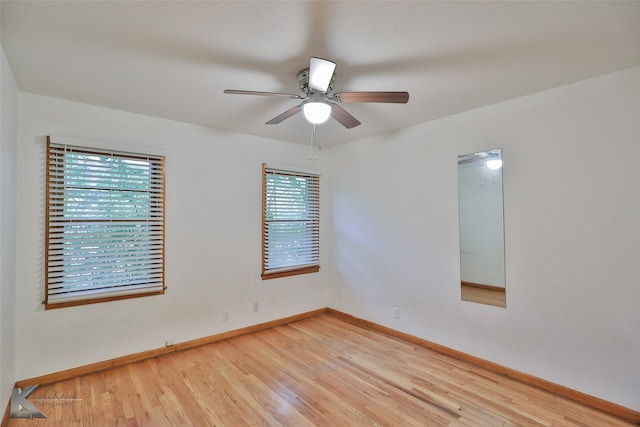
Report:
302,101,332,124
224,57,409,129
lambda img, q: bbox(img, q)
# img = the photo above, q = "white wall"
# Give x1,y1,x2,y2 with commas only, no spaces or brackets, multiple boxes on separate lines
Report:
0,45,19,411
15,93,329,380
328,65,640,411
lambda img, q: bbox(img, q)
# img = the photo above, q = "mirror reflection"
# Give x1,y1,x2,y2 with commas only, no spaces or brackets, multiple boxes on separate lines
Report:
457,149,506,307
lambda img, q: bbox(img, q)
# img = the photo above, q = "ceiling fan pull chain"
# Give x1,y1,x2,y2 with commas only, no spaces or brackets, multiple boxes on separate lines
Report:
309,124,319,161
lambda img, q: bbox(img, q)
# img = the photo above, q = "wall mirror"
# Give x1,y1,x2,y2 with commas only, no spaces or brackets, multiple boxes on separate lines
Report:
457,148,506,307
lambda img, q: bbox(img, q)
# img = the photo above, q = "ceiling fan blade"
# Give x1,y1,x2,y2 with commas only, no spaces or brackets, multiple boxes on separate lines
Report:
224,89,302,99
334,91,409,103
266,105,302,125
331,104,361,129
308,57,336,92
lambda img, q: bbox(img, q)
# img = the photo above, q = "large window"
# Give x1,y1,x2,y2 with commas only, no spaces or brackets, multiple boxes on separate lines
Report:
45,137,165,309
262,164,320,279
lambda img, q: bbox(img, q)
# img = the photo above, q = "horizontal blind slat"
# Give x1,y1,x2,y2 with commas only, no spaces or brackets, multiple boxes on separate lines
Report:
48,283,164,303
48,272,164,291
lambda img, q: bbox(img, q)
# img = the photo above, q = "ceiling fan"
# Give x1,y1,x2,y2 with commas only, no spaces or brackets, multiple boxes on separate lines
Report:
224,57,409,129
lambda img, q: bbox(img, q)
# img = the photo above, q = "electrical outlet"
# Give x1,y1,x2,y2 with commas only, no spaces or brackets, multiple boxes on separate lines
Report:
253,302,259,312
393,307,400,319
223,309,229,321
165,339,175,347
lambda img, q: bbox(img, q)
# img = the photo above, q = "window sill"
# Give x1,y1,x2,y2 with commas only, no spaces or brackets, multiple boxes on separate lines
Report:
44,289,165,310
262,266,320,280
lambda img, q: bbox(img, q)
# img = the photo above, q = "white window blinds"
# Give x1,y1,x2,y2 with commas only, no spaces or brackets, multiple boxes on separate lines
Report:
45,138,165,307
262,165,320,278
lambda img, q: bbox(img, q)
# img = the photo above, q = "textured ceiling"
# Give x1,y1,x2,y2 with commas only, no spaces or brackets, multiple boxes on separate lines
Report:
2,1,640,147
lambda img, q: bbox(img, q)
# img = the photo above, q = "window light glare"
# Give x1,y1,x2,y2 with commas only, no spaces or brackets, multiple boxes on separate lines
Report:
486,159,503,170
303,102,332,124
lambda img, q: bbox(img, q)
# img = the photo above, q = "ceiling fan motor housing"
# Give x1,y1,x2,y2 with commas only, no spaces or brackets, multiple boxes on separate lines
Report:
298,68,334,95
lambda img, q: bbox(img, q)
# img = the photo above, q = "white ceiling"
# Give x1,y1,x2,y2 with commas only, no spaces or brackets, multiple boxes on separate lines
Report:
2,1,640,148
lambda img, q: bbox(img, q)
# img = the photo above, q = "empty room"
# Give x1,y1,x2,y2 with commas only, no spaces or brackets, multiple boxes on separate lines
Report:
1,1,639,426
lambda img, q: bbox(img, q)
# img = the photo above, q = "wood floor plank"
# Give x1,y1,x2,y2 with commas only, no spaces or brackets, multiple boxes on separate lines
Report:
6,314,636,426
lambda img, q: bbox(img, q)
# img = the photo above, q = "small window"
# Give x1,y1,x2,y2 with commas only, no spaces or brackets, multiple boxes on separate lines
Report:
45,137,165,309
262,164,320,279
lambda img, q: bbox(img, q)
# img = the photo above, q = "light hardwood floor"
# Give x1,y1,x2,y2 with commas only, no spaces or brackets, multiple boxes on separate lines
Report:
6,314,635,426
461,283,506,308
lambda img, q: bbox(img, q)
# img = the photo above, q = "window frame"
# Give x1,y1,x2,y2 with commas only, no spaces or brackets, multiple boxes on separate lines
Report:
44,136,166,309
261,163,320,280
